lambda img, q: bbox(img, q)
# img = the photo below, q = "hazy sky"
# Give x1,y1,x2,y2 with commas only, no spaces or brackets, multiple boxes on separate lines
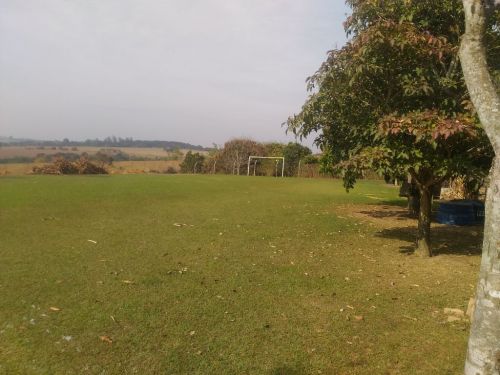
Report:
0,1,349,147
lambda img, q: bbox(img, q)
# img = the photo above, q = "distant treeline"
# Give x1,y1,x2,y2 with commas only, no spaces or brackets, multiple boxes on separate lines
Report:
0,136,206,151
180,138,323,178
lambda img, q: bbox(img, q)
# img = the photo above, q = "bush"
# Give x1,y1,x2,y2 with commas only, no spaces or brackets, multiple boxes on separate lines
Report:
74,158,108,174
164,166,178,174
180,151,205,173
55,158,79,174
32,157,108,175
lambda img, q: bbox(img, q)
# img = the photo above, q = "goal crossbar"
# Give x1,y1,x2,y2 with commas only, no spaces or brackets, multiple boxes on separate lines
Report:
247,156,285,177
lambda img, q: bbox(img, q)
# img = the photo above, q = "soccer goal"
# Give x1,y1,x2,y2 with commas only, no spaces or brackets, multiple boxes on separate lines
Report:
247,156,285,177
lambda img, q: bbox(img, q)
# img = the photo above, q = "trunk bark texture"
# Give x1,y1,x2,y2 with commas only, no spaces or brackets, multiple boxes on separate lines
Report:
416,187,433,257
460,1,500,373
465,159,500,375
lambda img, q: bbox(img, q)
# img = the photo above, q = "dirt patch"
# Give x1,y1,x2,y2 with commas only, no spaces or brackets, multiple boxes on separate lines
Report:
336,204,415,228
335,204,484,256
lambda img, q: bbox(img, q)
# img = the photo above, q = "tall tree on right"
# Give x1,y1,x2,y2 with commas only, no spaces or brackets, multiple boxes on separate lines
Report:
460,1,500,373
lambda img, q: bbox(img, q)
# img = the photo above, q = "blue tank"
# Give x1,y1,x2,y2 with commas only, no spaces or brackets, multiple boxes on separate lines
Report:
437,200,485,226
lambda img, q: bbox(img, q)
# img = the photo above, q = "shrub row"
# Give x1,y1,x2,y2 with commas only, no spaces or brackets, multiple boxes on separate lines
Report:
32,158,108,175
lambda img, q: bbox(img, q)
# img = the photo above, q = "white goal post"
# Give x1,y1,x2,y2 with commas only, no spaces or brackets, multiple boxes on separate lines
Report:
247,156,285,177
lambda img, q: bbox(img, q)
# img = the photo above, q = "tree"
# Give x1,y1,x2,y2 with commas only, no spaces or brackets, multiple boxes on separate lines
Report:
264,142,285,157
287,0,494,256
460,0,500,373
300,154,321,178
180,151,205,174
218,139,265,175
282,143,312,177
253,143,284,176
375,111,492,256
204,145,223,174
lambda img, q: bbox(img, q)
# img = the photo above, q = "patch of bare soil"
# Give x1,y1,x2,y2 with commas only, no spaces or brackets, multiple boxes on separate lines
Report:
336,204,415,228
336,204,484,256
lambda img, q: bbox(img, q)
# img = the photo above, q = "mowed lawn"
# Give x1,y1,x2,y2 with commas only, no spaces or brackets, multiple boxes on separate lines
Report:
0,175,480,374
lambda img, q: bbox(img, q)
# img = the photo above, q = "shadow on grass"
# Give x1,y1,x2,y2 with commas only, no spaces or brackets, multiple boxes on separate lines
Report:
377,225,484,256
379,199,408,207
358,208,411,221
357,200,483,256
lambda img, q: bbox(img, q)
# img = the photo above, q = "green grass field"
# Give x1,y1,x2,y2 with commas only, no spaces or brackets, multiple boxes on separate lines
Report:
0,175,481,374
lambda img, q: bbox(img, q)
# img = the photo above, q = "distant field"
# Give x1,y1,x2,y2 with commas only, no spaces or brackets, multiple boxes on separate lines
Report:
0,145,190,175
0,146,206,160
0,175,481,374
0,160,181,175
0,163,44,175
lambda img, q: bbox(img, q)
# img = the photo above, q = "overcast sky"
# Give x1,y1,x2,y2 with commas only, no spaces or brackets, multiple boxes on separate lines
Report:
0,0,349,147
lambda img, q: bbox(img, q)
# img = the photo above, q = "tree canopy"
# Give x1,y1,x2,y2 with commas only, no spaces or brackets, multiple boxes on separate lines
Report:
282,142,312,177
287,0,496,255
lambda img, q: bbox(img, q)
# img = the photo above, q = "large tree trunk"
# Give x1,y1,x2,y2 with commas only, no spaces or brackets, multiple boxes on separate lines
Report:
415,187,433,257
465,159,500,375
460,0,500,373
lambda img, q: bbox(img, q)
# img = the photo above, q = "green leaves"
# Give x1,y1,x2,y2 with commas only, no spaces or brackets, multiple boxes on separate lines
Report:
287,0,493,190
180,151,205,174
